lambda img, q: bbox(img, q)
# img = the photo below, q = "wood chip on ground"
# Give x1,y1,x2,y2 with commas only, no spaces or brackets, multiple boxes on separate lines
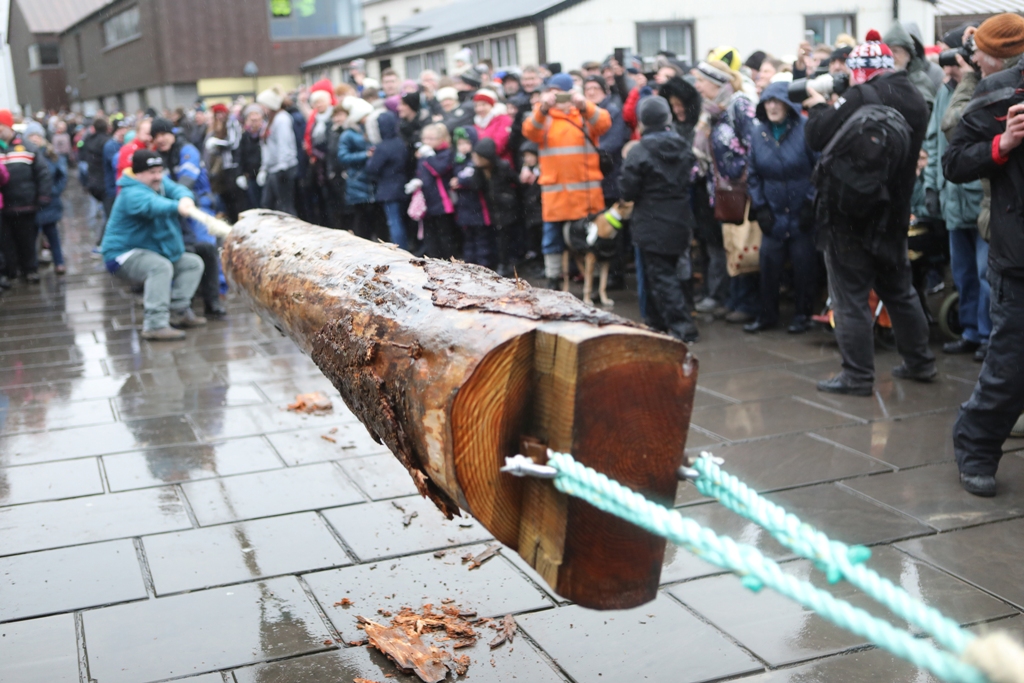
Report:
287,392,333,413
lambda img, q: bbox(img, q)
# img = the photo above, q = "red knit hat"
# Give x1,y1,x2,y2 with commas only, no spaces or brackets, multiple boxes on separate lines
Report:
975,13,1024,59
846,30,895,85
0,109,12,128
472,89,498,106
211,103,229,115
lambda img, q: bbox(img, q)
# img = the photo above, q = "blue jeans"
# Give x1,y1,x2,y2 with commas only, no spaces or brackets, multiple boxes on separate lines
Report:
728,272,761,318
38,222,64,267
382,201,408,251
542,221,564,255
949,228,991,343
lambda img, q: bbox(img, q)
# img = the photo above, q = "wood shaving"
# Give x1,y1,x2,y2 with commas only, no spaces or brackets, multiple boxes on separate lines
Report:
334,598,354,607
321,434,337,443
287,392,333,413
467,544,501,570
488,615,517,649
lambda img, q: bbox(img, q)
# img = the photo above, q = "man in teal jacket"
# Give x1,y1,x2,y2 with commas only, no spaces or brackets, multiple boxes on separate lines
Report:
101,150,206,340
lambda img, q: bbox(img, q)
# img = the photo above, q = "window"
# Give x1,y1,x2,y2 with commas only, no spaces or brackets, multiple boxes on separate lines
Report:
74,34,85,75
462,41,487,62
405,54,423,79
423,49,446,75
805,15,855,46
103,6,141,48
637,22,693,63
269,0,361,39
28,43,61,70
489,35,518,68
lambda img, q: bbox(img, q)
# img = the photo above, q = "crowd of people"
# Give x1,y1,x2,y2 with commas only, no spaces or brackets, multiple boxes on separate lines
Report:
4,14,1024,494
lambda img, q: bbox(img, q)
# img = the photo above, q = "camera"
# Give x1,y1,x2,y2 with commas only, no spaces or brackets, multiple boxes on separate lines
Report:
554,92,572,104
788,71,850,103
938,34,975,69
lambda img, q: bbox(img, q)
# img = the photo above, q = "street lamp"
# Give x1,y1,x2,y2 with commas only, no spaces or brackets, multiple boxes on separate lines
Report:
243,61,259,98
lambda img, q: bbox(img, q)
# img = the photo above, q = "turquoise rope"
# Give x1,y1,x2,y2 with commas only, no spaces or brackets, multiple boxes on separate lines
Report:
544,451,988,683
689,453,975,656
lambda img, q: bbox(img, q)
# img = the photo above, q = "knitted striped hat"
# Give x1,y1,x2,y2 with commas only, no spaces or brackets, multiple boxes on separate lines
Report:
846,30,895,85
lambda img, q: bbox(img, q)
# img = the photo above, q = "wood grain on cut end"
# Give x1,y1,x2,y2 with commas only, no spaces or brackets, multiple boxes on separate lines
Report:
452,333,535,547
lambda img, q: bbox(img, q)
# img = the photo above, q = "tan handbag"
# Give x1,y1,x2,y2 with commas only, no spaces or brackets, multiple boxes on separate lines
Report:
722,200,762,277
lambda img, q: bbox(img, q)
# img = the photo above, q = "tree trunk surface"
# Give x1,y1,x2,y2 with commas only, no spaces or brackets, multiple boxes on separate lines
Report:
222,210,699,609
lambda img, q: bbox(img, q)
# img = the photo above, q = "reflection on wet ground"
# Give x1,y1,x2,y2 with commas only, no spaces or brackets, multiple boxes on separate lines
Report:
3,184,1024,682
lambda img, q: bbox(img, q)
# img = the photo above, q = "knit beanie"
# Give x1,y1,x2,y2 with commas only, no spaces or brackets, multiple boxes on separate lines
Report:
846,30,895,85
436,87,459,103
0,109,12,128
256,88,283,111
472,88,498,105
131,149,164,174
975,13,1024,59
402,91,421,111
150,117,174,136
638,96,671,130
546,73,574,92
384,95,400,113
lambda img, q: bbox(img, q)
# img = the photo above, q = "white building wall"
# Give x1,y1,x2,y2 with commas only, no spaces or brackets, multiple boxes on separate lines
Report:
370,25,540,79
543,0,935,69
123,91,141,114
0,0,19,111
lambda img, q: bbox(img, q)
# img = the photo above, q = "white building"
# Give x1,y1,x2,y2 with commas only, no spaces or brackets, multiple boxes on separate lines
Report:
303,0,940,82
0,0,19,111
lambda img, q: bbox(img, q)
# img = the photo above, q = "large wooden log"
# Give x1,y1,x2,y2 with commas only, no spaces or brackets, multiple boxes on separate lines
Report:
222,210,699,609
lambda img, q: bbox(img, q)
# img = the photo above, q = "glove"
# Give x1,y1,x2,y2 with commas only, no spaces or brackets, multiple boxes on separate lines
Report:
924,188,942,218
235,174,249,191
404,178,423,195
204,137,225,151
416,146,435,159
755,207,775,236
177,197,196,217
256,169,267,187
799,202,815,233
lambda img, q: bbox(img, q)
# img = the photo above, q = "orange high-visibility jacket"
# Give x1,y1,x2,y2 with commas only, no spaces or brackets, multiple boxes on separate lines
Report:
522,101,611,223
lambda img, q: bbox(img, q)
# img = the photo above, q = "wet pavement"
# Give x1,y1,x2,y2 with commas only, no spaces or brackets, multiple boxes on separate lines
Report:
3,184,1024,683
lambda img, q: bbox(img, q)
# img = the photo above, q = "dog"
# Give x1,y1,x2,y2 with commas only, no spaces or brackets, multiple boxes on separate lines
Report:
561,200,634,307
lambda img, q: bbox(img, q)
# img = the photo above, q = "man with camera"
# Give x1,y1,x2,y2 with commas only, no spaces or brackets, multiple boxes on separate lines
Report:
942,13,1024,497
802,31,934,396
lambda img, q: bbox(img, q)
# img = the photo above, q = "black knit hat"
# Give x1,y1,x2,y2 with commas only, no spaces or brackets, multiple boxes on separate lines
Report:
402,91,421,111
638,96,671,130
132,149,165,174
150,117,174,136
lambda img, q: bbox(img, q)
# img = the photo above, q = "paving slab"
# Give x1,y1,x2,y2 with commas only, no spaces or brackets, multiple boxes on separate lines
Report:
189,403,357,441
0,457,104,506
114,383,266,420
266,423,390,465
303,545,553,642
102,437,284,491
518,593,764,682
82,576,332,683
691,396,861,441
0,613,80,683
0,539,146,622
814,410,959,468
143,512,351,595
338,453,422,499
180,461,364,526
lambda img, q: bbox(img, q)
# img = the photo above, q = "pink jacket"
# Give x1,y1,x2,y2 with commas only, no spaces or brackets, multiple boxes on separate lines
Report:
474,113,513,165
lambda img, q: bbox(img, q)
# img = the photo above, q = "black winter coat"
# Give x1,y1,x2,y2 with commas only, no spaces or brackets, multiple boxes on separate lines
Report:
748,82,817,240
805,71,929,261
82,132,109,195
455,159,518,229
618,129,696,255
238,131,262,179
416,147,454,217
519,165,542,227
1,136,54,214
364,112,408,203
943,57,1024,279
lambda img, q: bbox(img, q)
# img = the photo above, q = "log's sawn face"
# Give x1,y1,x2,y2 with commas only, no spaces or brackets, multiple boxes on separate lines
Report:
222,211,698,609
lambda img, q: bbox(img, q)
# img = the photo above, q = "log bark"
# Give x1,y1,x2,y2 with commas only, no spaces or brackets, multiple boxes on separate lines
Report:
222,210,699,609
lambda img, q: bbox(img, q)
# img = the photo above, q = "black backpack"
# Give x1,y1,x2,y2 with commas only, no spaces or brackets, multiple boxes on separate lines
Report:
812,84,913,222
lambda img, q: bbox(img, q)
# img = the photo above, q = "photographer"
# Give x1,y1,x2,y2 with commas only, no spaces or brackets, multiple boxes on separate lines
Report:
803,31,935,396
924,24,988,361
942,13,1024,498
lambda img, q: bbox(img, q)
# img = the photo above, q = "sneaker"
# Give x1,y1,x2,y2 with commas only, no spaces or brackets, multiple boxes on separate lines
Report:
942,338,980,355
54,265,66,275
205,303,228,319
169,308,207,329
142,327,186,341
892,362,937,383
1010,413,1024,438
817,373,873,396
694,297,718,313
959,472,996,497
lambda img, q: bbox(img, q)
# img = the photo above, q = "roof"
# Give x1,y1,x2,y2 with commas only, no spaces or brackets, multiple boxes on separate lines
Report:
303,0,576,68
935,0,1024,14
15,0,113,34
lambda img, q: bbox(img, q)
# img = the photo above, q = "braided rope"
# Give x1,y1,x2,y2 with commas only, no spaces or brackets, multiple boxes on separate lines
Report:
689,452,974,655
544,451,988,683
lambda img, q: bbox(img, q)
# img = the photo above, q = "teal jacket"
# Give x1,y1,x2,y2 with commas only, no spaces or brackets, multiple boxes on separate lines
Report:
101,172,193,264
923,79,983,230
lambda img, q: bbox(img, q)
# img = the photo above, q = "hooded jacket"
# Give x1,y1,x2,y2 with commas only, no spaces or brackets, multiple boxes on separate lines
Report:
36,151,67,226
1,135,53,214
883,22,941,107
454,137,518,229
805,70,930,262
923,79,983,230
943,56,1024,279
101,171,193,264
82,131,109,195
618,128,696,255
598,94,628,200
522,100,612,222
474,111,514,165
657,77,702,147
748,81,817,240
338,122,375,205
364,112,408,203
